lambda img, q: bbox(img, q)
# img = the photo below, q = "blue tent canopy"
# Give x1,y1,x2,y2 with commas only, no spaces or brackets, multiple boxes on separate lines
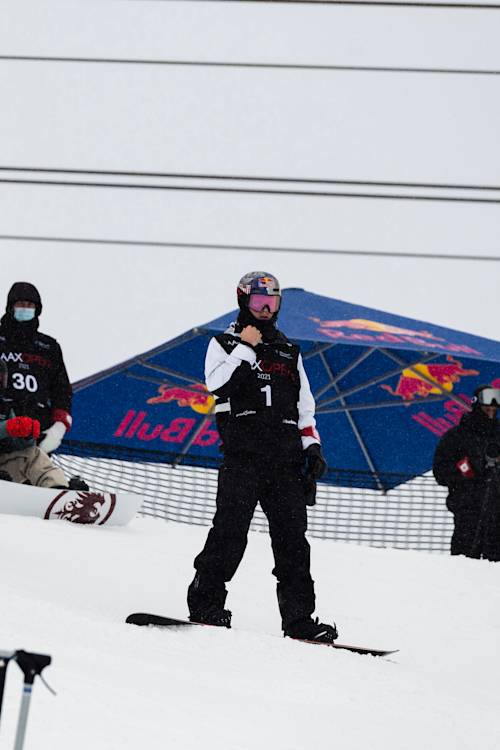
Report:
63,289,500,490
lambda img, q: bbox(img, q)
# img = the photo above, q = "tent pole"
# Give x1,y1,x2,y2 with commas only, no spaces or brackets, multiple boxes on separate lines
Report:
319,353,384,491
73,327,203,391
316,352,441,408
318,394,455,414
302,343,335,361
137,360,205,386
0,652,13,727
126,372,209,394
172,411,215,467
313,347,375,400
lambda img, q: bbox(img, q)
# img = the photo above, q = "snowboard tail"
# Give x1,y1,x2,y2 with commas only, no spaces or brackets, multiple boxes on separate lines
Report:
126,613,199,628
0,479,142,526
125,612,397,657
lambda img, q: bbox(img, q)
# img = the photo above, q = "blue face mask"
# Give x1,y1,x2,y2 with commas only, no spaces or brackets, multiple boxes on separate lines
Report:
13,307,36,322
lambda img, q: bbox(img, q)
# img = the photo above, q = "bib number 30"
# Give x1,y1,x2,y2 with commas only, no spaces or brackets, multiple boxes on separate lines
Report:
12,372,38,393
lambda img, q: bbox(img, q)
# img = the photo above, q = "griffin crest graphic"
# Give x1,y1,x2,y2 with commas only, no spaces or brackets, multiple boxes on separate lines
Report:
54,492,105,523
45,491,117,525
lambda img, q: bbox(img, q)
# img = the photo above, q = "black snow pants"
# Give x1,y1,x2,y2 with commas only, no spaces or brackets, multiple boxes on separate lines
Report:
450,477,500,561
188,458,315,629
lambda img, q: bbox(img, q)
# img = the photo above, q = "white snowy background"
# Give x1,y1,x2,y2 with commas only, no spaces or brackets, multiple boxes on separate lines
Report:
1,2,500,748
1,1,500,379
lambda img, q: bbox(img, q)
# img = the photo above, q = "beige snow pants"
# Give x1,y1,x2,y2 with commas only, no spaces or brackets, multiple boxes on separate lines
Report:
0,446,68,488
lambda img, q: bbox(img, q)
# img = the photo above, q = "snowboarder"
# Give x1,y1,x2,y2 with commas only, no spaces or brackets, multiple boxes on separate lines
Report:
433,384,500,561
187,272,338,642
0,282,78,488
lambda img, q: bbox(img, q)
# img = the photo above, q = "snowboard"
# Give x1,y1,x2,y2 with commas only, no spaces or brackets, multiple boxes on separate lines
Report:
0,479,143,526
126,612,398,657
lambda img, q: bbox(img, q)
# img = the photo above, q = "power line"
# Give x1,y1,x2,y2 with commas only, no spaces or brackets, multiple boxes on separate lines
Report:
0,233,498,261
2,176,500,204
119,0,500,8
120,0,500,9
1,166,500,193
1,53,499,76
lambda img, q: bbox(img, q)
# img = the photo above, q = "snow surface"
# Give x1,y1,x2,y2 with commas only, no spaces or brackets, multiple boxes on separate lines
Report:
1,513,499,749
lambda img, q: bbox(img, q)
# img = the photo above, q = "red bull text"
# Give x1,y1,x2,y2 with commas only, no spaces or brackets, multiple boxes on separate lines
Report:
112,382,219,449
411,395,472,437
114,410,219,447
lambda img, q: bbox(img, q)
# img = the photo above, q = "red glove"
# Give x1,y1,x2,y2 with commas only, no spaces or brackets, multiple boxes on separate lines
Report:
5,416,41,440
456,456,475,479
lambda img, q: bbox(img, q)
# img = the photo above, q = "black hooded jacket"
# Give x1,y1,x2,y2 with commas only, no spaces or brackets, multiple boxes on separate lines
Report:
0,283,72,448
433,408,500,511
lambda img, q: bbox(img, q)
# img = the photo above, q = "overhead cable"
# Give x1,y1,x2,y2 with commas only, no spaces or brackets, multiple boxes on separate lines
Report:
0,234,498,262
2,176,500,203
119,0,500,10
1,166,500,193
0,53,499,75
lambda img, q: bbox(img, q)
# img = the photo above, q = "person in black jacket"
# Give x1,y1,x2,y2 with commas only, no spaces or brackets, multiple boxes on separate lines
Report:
187,272,338,642
433,385,500,561
0,282,73,487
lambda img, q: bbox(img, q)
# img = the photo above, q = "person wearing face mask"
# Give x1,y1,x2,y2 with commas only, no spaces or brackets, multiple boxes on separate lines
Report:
187,272,337,642
0,282,73,487
433,384,500,561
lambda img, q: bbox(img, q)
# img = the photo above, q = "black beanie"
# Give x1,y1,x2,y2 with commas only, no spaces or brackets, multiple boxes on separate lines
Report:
6,282,43,317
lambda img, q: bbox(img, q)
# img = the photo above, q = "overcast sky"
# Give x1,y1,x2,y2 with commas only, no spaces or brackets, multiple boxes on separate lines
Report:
1,0,499,381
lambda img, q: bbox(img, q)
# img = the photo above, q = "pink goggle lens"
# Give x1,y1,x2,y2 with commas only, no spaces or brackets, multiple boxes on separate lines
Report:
248,294,280,313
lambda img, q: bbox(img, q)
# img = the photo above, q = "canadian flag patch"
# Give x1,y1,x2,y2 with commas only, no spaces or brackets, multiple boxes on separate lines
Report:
456,457,474,478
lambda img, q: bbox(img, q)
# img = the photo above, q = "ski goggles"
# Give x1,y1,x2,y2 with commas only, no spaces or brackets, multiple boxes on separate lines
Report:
477,387,500,406
248,294,280,313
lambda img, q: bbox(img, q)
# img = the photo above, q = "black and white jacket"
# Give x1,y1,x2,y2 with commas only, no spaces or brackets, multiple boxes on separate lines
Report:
206,322,320,462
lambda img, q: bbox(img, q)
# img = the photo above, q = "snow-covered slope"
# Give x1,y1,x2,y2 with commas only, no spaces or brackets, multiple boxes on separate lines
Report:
1,514,499,749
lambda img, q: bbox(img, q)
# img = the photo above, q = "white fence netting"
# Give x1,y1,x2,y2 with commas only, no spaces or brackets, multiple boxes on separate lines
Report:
53,447,452,553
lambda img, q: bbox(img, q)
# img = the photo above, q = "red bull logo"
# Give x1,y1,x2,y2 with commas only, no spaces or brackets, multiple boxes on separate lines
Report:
147,384,215,415
257,276,276,288
381,356,479,402
310,317,481,355
310,317,444,340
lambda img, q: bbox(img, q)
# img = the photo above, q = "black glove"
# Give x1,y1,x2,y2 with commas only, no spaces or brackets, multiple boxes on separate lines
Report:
304,443,327,481
485,443,500,471
68,475,90,491
304,475,317,507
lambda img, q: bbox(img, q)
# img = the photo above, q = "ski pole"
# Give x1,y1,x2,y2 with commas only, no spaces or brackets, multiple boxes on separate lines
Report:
0,651,14,728
12,650,52,750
